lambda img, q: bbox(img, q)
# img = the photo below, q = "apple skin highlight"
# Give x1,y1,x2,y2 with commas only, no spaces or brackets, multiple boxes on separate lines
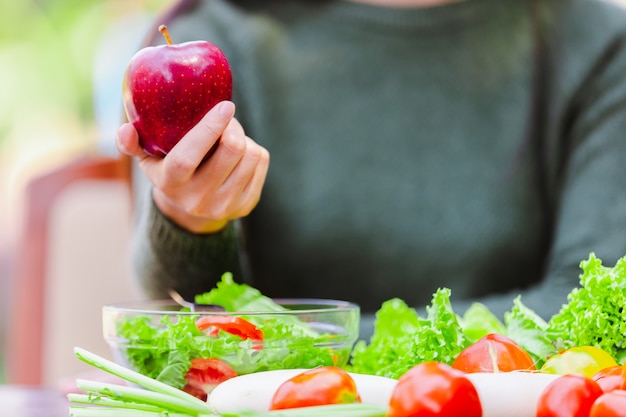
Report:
122,27,232,157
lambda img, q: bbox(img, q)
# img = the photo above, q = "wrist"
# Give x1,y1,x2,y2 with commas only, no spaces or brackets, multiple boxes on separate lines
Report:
153,190,229,234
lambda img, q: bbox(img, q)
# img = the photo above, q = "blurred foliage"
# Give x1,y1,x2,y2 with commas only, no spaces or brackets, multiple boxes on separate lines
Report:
0,1,171,385
0,0,170,150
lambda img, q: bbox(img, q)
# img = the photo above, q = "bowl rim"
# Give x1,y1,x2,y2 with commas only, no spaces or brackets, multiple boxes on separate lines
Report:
103,298,360,316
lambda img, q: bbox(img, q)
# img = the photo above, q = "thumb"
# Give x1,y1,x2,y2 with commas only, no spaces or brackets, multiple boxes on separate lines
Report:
116,122,147,158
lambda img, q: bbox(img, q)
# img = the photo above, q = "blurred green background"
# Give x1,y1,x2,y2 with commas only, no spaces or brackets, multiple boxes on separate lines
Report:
0,0,169,170
0,0,171,384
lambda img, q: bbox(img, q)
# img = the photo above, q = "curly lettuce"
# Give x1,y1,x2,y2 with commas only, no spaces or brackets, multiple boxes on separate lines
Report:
348,288,470,379
545,253,626,364
349,252,626,377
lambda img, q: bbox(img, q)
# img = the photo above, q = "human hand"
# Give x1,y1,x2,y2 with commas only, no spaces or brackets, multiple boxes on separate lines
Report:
116,101,270,234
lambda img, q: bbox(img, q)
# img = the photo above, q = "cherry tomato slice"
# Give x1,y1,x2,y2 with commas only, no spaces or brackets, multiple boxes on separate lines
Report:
182,357,238,401
589,389,626,417
592,366,624,393
387,362,482,417
451,333,536,373
541,346,618,378
269,366,361,410
196,315,264,342
536,374,603,417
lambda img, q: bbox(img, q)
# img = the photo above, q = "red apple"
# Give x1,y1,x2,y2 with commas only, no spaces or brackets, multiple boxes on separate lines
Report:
122,25,232,157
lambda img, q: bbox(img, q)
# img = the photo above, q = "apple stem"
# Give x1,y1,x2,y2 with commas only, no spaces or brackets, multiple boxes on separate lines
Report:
158,25,173,45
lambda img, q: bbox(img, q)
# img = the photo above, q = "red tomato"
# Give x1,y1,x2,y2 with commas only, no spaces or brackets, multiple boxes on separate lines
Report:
622,365,626,390
592,366,624,392
451,333,536,373
536,374,603,417
589,389,626,417
269,366,360,410
387,362,482,417
182,357,238,401
196,316,264,342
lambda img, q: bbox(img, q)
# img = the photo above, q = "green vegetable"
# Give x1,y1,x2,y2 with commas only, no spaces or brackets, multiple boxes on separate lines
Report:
349,252,626,376
545,253,626,364
348,288,470,379
459,302,506,342
503,296,554,366
194,273,285,313
71,347,212,416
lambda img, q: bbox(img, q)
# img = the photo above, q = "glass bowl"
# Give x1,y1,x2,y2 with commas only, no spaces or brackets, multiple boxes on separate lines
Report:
102,298,359,399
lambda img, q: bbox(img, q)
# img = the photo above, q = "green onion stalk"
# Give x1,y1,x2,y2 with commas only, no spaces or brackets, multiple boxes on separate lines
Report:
69,347,387,417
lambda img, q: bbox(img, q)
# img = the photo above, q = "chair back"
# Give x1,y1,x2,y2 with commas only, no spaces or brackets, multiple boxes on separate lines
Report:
5,154,142,386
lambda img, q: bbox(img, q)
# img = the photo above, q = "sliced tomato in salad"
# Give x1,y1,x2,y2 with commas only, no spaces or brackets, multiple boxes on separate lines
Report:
195,315,264,342
182,357,238,401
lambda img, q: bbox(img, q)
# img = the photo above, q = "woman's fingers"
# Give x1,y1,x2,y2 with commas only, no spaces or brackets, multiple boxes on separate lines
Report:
192,135,269,219
237,145,270,217
162,101,236,185
197,118,250,185
226,137,270,216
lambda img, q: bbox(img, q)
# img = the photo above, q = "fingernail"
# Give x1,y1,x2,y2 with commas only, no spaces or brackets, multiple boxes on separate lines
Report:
218,101,235,120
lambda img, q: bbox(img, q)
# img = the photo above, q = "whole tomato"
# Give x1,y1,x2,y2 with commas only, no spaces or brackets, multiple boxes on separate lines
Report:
451,333,536,373
536,374,603,417
387,361,482,417
592,365,624,392
269,366,360,410
541,346,618,378
589,389,626,417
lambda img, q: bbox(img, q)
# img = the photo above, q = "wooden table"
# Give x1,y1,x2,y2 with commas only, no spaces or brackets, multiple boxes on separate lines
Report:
0,385,69,417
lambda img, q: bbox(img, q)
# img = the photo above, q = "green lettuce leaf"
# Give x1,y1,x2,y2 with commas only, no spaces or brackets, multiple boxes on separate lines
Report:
545,253,626,364
503,296,553,366
155,350,192,388
348,288,470,379
459,302,506,342
194,272,287,313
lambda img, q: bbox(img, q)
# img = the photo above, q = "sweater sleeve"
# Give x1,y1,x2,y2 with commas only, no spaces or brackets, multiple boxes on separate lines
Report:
131,187,244,302
451,20,626,323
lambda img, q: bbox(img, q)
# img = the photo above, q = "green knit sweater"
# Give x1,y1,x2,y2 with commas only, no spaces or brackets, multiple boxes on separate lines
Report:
132,0,626,337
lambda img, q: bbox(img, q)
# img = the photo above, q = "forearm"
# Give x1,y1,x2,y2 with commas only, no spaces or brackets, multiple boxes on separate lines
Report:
131,194,243,301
